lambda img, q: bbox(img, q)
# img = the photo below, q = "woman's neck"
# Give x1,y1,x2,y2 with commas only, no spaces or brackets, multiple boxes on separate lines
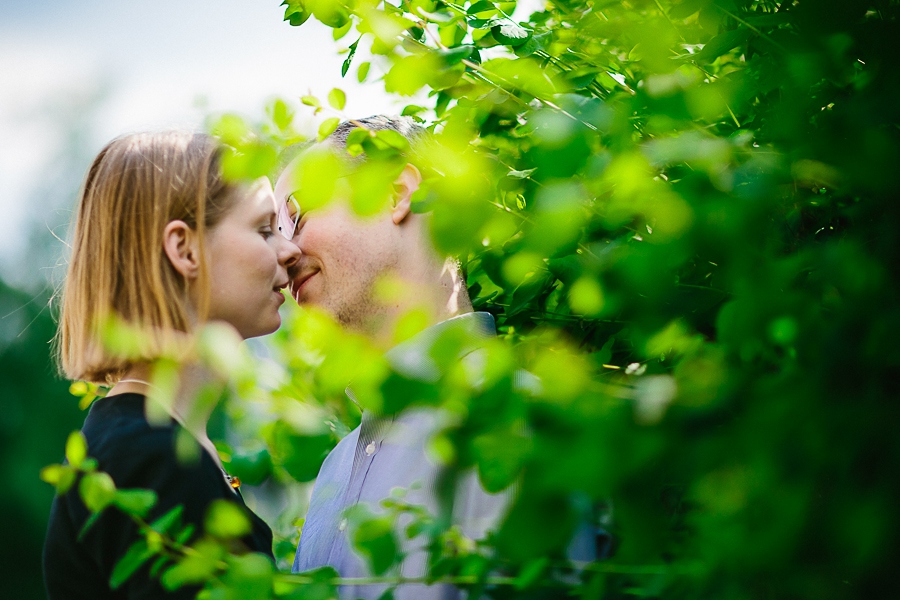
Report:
110,362,224,467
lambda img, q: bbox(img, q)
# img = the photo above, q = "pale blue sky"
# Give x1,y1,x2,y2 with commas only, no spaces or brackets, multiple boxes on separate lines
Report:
0,0,404,284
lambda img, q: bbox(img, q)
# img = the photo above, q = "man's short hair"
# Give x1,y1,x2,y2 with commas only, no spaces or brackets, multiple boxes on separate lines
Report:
278,115,428,171
327,115,427,154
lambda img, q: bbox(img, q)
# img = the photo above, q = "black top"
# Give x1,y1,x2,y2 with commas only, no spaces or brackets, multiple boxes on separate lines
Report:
43,393,273,599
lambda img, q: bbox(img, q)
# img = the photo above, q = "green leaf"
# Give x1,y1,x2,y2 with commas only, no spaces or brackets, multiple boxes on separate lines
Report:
282,0,311,26
327,88,347,111
161,539,224,590
220,142,278,182
515,557,549,590
149,505,184,534
474,429,530,492
65,431,88,468
341,38,360,78
307,0,350,28
346,506,399,575
441,45,474,66
332,19,352,40
693,28,751,63
149,555,171,578
78,511,103,541
401,104,426,117
40,463,77,495
491,21,531,46
110,539,156,589
174,524,196,545
568,276,605,316
113,489,158,518
290,566,339,599
301,95,320,108
467,0,495,14
467,18,495,29
226,448,273,486
373,129,409,151
204,500,252,539
269,98,294,131
317,117,341,141
357,61,371,83
668,0,711,19
79,471,117,512
220,553,274,599
507,168,536,179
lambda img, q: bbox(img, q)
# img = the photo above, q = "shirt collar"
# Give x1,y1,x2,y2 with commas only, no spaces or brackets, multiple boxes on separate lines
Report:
344,312,497,411
384,311,496,383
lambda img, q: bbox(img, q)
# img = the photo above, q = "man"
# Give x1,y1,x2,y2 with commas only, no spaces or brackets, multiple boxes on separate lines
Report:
274,116,512,599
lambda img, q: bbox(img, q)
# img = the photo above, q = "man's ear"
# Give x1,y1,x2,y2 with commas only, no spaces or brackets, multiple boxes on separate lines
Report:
390,163,422,225
163,220,201,279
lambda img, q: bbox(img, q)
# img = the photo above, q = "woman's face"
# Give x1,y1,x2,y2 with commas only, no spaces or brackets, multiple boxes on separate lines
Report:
205,179,301,339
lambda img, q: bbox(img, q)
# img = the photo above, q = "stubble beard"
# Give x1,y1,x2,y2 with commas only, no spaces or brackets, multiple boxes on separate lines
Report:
331,271,389,337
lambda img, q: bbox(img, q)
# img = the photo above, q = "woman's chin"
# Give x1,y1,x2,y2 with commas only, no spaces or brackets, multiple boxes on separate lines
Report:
254,314,282,339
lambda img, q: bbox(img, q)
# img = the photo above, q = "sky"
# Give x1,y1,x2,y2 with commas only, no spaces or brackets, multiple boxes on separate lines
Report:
0,0,405,286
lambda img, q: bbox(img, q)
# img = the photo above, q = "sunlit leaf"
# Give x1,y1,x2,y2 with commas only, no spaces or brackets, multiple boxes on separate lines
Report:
318,117,341,141
113,489,158,518
65,431,88,468
205,500,252,539
327,88,346,111
79,471,117,513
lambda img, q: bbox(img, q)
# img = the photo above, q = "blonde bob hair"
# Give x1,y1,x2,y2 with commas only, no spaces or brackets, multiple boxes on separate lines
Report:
57,131,239,384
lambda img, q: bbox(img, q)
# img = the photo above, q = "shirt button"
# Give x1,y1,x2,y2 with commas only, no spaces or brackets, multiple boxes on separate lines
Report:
338,518,348,532
365,442,377,456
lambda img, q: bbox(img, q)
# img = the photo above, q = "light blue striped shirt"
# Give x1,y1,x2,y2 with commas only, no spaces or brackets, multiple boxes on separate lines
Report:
292,313,512,599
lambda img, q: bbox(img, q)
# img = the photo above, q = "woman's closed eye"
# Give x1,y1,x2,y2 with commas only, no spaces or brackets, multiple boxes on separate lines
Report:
259,214,277,239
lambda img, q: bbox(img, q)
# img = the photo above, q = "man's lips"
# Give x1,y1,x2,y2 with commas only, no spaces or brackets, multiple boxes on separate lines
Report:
290,270,318,298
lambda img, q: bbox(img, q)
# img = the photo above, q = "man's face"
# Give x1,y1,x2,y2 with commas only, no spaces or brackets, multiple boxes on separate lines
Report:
274,157,400,332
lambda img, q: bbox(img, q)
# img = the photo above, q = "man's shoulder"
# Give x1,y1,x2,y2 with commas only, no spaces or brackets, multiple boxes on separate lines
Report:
316,424,361,480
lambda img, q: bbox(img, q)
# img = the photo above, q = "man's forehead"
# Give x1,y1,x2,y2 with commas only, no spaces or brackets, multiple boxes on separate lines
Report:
273,154,305,202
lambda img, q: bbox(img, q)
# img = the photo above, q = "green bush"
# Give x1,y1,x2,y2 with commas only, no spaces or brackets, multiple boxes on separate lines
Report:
44,0,900,597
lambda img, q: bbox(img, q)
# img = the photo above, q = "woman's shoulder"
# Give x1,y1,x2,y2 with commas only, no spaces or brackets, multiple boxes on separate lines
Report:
81,393,177,459
77,393,222,494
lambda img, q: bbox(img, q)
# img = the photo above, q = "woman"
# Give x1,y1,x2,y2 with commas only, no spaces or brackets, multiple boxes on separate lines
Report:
43,131,301,598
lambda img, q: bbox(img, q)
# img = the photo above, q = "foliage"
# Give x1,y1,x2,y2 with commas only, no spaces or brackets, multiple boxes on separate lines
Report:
42,0,900,598
1,279,84,598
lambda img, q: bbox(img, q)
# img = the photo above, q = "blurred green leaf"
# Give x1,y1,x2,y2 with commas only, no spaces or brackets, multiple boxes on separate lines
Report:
327,88,346,111
110,538,156,589
346,505,399,575
79,471,117,513
205,500,252,539
65,431,87,469
317,117,341,141
113,489,157,518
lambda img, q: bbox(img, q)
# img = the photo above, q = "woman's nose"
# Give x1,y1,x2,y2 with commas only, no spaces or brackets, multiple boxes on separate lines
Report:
278,236,301,269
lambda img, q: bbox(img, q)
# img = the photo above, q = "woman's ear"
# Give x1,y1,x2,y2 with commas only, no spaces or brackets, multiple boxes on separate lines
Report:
163,220,201,279
390,163,422,225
